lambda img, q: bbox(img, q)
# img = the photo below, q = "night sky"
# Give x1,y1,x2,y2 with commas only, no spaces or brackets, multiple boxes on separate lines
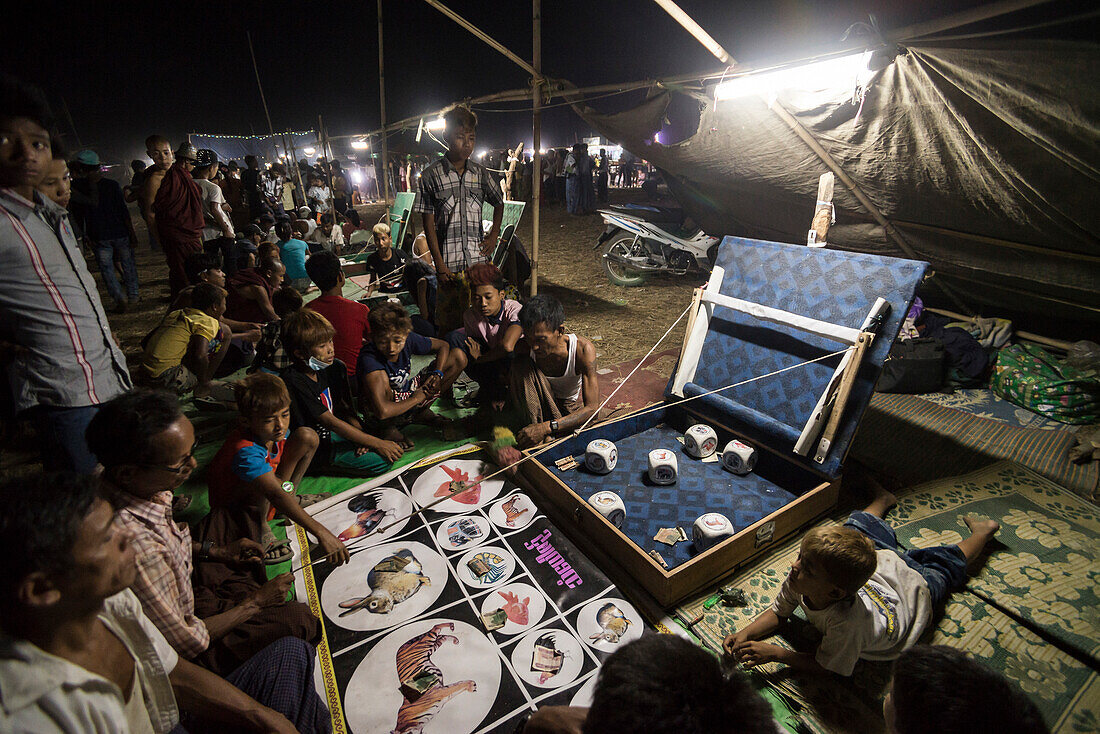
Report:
7,0,989,165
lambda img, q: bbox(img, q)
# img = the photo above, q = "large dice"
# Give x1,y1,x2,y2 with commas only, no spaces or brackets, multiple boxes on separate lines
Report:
588,491,625,528
721,439,757,475
585,439,618,474
692,512,735,550
683,424,718,458
647,448,678,485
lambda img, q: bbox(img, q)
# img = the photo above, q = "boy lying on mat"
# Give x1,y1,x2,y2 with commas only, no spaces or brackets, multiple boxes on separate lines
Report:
723,476,1000,677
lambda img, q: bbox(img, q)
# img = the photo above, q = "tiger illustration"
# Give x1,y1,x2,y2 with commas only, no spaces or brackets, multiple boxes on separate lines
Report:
391,622,476,734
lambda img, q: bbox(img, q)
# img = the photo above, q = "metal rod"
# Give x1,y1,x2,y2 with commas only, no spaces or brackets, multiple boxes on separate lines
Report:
421,0,539,77
531,0,542,296
378,0,390,203
653,0,732,64
246,31,280,165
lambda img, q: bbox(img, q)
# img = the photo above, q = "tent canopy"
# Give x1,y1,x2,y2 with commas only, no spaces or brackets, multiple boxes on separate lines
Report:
573,7,1099,338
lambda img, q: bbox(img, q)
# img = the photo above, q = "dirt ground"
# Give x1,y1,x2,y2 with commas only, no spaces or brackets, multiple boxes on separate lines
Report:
107,187,697,371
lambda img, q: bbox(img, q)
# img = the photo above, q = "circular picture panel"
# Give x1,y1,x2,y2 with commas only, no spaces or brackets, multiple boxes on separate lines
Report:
510,627,585,689
434,514,492,552
320,541,447,632
455,545,515,589
346,618,501,734
487,492,537,531
410,459,504,514
478,582,545,636
306,487,414,547
576,597,644,652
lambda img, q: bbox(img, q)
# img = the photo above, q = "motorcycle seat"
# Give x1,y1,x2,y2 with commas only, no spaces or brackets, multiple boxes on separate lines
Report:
606,203,684,226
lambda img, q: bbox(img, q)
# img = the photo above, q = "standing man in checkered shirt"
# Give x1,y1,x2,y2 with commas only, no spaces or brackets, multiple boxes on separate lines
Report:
415,106,504,283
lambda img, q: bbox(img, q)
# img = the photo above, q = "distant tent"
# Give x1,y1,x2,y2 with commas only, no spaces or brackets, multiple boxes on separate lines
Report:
572,7,1099,338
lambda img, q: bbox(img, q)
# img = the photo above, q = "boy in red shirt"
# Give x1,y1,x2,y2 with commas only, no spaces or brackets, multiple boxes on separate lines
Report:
305,250,371,379
204,372,349,567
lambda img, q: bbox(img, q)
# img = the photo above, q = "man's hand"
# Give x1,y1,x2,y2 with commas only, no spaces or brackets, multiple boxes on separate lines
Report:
421,373,442,396
373,439,405,463
479,234,496,257
318,528,351,565
465,337,482,361
435,261,455,283
248,573,293,609
217,539,263,566
729,640,785,668
517,422,551,449
722,629,751,656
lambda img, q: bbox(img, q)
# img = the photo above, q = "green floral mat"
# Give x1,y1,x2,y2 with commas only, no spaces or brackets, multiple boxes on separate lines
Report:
674,461,1100,734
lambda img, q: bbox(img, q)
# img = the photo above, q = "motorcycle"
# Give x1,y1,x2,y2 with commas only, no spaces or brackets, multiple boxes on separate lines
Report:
595,203,720,286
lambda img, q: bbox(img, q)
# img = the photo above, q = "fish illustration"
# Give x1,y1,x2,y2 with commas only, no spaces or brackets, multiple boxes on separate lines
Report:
339,549,431,616
498,590,530,625
500,496,529,527
589,602,632,644
338,492,393,541
434,464,484,505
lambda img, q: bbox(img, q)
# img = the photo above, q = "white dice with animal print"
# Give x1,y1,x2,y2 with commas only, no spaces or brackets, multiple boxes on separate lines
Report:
682,424,718,458
647,448,678,485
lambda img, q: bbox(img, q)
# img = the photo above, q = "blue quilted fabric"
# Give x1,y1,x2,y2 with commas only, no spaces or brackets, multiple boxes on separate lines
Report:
545,420,821,570
686,237,927,477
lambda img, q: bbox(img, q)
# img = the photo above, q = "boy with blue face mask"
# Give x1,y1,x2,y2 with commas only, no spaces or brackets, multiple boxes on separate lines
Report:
279,310,404,476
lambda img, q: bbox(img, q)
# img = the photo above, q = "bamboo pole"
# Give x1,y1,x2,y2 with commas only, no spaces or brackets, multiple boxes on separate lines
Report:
378,0,390,204
925,307,1074,352
422,0,538,77
531,0,542,296
653,0,732,63
246,31,281,166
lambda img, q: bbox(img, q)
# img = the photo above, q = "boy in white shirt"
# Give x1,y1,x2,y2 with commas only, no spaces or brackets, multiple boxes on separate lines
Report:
724,478,999,676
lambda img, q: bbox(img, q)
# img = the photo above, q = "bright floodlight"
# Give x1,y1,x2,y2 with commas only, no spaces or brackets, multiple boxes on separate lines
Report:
539,148,547,155
351,140,369,150
303,147,316,155
477,150,487,159
350,170,363,184
425,117,446,131
714,52,871,102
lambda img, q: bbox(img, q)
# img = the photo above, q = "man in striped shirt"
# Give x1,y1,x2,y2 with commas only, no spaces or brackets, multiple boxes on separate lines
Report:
0,76,131,473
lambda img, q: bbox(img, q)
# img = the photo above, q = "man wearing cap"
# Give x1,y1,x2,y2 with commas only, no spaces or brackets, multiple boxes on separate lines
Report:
153,142,204,296
193,148,235,266
68,149,140,313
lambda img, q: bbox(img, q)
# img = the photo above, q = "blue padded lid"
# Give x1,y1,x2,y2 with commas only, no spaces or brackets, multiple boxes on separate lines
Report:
669,236,928,478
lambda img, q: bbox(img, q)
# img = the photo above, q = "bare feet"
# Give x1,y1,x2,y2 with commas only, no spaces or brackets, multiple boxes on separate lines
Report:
382,426,414,450
957,516,1000,563
861,472,897,519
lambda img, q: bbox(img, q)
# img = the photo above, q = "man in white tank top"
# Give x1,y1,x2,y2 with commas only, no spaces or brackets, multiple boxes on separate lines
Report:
510,294,603,448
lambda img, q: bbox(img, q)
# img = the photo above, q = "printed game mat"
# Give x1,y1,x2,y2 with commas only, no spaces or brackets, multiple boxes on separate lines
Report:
291,445,648,734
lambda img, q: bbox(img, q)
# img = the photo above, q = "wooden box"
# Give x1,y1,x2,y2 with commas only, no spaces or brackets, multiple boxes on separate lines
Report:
518,237,928,607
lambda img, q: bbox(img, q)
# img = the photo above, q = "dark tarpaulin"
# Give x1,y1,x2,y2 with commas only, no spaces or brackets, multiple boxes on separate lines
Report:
571,27,1100,338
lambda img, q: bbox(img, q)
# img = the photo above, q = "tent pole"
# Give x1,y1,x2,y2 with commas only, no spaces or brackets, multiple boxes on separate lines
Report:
378,0,390,204
531,0,542,296
422,0,538,77
653,0,732,64
246,30,280,166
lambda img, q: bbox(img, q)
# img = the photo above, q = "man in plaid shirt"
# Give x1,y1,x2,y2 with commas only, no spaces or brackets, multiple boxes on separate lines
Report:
415,105,504,281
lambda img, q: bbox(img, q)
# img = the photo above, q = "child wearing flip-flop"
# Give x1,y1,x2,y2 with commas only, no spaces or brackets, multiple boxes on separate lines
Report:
206,372,349,567
723,475,1000,677
357,302,465,448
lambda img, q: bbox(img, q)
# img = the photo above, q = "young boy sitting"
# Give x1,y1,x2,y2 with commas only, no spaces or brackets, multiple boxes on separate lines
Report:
366,222,408,295
723,477,1000,677
357,302,464,448
140,282,232,397
250,285,304,375
886,645,1048,734
205,372,348,566
280,309,404,474
445,262,522,412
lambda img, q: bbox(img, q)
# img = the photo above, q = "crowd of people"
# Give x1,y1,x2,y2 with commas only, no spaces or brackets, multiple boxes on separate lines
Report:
0,72,1050,734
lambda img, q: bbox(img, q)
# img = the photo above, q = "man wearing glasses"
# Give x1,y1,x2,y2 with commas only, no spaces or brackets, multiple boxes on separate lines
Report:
86,389,320,675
